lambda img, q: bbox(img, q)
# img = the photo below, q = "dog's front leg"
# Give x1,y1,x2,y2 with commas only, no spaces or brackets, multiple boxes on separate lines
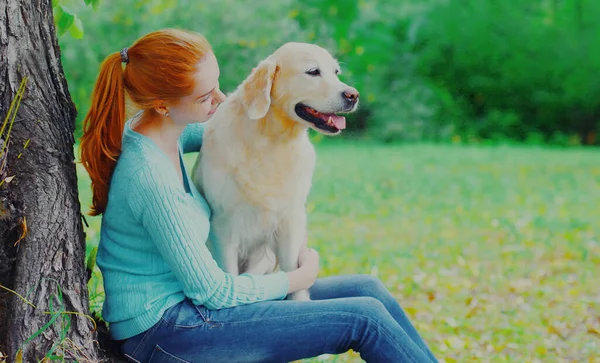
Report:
220,243,240,276
207,217,240,276
276,209,310,301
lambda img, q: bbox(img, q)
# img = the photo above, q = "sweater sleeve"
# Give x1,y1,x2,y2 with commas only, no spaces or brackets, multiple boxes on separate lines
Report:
127,165,289,310
179,122,205,153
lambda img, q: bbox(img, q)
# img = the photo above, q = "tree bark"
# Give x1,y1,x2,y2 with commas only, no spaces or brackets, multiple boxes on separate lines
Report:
0,0,117,361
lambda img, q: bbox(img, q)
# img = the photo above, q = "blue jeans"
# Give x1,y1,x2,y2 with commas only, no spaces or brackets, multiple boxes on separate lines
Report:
121,275,439,362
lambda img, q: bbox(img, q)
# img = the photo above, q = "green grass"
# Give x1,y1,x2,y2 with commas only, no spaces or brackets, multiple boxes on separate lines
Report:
78,142,600,363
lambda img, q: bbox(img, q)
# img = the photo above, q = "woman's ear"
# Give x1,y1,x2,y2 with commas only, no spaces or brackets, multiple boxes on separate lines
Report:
152,99,169,116
239,59,279,120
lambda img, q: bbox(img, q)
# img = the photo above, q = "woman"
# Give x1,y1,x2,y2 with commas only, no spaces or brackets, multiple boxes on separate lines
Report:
80,28,438,363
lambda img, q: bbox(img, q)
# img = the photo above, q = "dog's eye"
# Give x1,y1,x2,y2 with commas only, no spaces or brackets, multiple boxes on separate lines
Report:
306,68,320,76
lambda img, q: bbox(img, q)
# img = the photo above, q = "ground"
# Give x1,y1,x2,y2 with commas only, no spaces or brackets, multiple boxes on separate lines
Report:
79,142,600,363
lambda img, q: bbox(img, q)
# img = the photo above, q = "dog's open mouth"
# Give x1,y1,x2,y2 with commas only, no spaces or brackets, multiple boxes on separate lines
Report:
294,103,346,133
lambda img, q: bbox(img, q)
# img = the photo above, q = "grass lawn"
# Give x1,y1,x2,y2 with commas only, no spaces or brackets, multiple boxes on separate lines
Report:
78,142,600,363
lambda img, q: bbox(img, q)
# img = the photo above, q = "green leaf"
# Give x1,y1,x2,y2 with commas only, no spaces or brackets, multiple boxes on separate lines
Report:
86,247,98,272
52,3,63,25
68,16,84,39
55,5,75,36
22,297,60,346
83,0,100,9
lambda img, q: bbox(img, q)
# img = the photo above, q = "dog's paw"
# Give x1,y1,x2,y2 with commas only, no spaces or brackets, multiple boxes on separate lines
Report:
288,289,311,301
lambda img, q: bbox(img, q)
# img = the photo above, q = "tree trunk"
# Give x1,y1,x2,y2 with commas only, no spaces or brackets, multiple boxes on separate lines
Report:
0,0,122,361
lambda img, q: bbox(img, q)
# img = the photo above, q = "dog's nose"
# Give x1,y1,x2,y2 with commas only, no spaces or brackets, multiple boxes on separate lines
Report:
343,89,359,104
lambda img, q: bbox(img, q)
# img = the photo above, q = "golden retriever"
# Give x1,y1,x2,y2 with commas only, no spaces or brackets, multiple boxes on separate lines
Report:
191,42,359,301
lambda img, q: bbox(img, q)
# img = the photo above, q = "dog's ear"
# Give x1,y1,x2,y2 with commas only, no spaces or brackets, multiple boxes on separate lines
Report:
240,59,279,120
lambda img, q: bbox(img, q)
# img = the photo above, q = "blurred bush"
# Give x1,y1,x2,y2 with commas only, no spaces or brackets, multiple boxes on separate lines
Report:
58,0,599,145
408,0,600,145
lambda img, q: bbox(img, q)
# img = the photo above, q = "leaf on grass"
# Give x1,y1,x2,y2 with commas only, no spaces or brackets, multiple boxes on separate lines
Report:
535,345,547,355
444,317,458,329
548,324,561,336
444,336,465,350
404,306,417,317
508,278,533,293
587,325,600,338
465,301,480,318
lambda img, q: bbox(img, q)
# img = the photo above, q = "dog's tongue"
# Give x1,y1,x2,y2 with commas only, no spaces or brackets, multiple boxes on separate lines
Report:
308,107,347,130
328,114,346,130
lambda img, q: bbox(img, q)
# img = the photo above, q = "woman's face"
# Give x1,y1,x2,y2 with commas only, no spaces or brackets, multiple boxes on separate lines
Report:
168,52,226,126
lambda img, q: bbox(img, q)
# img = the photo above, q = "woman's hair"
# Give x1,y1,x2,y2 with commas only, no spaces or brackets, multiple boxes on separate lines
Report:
80,29,212,216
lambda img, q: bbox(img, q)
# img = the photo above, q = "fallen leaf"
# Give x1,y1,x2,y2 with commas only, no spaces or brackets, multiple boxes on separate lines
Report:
404,306,417,317
445,336,465,350
587,325,600,338
445,317,458,328
548,324,561,336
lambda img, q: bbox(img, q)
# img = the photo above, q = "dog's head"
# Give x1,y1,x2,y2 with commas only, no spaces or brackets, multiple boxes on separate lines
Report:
239,42,359,135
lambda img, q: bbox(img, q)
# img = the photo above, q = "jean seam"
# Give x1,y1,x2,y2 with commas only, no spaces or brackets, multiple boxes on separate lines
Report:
123,354,142,363
152,345,191,363
159,316,210,329
160,305,213,328
193,305,211,321
130,319,162,359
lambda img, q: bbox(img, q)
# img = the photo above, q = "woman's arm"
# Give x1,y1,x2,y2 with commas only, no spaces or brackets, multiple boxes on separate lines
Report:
286,247,319,293
128,165,291,310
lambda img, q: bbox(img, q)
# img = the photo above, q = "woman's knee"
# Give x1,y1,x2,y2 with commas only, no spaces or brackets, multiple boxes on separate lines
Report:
349,296,389,322
341,297,397,349
355,275,390,300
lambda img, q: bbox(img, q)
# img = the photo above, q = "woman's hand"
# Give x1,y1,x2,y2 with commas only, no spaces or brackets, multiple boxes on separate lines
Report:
298,246,319,280
286,246,320,294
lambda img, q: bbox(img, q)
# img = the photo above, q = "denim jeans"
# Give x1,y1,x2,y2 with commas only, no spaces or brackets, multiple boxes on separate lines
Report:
121,274,439,363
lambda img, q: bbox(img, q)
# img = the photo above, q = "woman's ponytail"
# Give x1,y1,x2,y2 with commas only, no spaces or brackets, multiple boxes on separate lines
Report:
79,52,126,216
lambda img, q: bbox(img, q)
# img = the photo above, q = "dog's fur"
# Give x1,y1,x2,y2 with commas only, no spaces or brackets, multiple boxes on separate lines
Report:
191,42,358,300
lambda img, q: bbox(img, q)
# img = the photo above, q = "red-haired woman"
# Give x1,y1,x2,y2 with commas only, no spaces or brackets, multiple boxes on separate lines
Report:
80,28,438,363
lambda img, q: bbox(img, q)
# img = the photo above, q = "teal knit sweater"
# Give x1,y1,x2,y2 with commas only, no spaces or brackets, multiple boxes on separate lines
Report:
96,116,289,340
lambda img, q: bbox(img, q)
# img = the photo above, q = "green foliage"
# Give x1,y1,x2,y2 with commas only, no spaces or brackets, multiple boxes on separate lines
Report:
291,0,467,142
52,0,96,39
55,0,600,144
410,0,600,144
